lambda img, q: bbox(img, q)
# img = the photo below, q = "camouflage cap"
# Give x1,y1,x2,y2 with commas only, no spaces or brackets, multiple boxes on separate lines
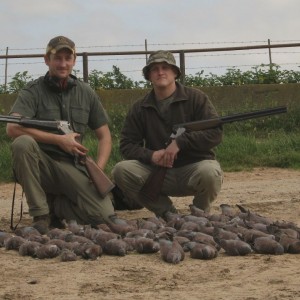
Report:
46,36,76,55
142,50,181,80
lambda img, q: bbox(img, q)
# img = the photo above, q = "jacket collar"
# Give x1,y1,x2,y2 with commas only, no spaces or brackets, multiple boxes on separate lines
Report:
142,82,188,108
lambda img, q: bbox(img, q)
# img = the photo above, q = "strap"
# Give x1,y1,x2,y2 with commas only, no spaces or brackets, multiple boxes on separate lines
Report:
10,181,24,231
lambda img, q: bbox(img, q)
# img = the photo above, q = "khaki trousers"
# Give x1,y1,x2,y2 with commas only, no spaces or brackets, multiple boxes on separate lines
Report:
11,135,115,225
112,159,223,217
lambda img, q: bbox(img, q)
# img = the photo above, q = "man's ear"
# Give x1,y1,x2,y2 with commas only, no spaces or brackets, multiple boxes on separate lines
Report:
44,54,50,66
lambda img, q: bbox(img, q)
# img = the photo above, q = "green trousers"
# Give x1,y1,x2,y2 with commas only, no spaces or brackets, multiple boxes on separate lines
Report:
11,135,115,225
112,159,223,217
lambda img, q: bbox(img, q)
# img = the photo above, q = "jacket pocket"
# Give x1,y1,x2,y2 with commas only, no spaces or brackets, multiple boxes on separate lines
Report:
70,107,89,134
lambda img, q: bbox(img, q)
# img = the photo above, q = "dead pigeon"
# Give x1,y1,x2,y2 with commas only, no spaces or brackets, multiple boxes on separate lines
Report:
162,211,184,228
0,232,14,247
46,239,70,250
189,205,208,218
95,223,113,232
137,219,160,232
236,204,272,225
192,232,220,250
159,239,185,264
208,213,231,223
134,237,160,254
35,244,61,259
26,234,50,244
218,239,253,256
66,220,85,236
172,236,191,250
179,221,201,232
267,225,299,240
76,243,103,260
239,228,275,244
144,216,165,227
125,229,156,239
4,236,26,250
183,215,209,226
64,234,93,245
276,234,300,253
122,237,137,252
14,226,41,238
60,249,77,262
189,242,219,260
103,238,127,256
107,222,135,236
19,241,41,257
288,240,300,254
91,229,120,248
47,228,73,240
213,227,239,241
243,220,269,233
83,225,100,240
253,236,284,255
219,203,237,218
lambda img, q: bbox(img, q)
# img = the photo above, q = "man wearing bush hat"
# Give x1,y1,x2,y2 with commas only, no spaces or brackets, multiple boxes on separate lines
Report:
7,35,123,233
112,50,224,219
142,50,181,80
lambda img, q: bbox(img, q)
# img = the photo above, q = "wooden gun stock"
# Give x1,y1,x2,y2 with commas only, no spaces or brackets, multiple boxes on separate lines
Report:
79,156,115,198
139,166,167,202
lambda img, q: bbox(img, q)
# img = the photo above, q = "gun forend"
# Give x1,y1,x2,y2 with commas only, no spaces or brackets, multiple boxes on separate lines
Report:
173,106,287,132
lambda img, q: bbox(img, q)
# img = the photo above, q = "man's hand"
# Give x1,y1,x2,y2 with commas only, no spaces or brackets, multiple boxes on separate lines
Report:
151,140,180,168
6,123,88,156
58,133,88,156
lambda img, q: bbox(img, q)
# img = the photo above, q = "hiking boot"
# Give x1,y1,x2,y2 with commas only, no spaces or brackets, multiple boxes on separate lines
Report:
111,186,143,210
161,207,179,222
46,193,66,229
32,214,50,235
49,215,66,229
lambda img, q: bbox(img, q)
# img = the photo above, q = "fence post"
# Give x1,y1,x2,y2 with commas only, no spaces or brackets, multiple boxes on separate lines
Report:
145,39,148,62
5,47,8,91
268,39,272,68
179,50,185,84
82,52,89,83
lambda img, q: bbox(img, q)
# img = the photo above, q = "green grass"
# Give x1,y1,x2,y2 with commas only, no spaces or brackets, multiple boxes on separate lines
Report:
1,103,300,182
215,131,300,171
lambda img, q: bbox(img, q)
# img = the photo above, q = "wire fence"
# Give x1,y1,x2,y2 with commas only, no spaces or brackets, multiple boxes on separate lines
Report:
1,39,300,85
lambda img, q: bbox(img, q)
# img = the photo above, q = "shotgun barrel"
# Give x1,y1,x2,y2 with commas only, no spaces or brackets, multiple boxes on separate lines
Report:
173,106,287,132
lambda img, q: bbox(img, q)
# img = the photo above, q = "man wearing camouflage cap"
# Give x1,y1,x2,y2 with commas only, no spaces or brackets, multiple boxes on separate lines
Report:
112,50,223,218
7,35,123,233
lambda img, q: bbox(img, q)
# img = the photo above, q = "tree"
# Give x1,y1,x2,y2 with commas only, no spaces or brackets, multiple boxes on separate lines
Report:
6,71,33,93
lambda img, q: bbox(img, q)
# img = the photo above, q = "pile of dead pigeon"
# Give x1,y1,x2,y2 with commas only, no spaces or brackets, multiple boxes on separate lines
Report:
0,204,300,264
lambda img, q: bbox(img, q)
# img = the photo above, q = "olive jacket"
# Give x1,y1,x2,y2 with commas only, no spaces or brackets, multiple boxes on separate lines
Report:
120,82,223,168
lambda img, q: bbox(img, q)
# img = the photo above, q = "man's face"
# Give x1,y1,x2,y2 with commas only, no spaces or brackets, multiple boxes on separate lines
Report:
44,49,76,79
148,62,177,88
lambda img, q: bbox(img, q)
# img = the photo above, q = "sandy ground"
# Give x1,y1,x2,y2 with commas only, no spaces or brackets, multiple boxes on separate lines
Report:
0,167,300,300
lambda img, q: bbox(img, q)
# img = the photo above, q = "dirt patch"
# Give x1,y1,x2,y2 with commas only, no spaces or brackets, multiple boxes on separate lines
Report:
1,167,300,300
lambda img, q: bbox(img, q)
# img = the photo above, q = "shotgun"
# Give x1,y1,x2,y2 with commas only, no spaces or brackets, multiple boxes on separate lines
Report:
139,106,287,203
1,115,115,198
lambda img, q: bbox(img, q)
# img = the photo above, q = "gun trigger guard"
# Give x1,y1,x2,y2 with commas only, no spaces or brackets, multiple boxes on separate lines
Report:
77,155,87,166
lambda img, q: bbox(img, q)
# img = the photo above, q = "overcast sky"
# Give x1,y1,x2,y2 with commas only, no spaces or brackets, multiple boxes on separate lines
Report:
1,0,300,83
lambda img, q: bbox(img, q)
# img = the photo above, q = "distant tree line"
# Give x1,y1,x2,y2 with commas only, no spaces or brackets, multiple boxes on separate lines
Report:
1,63,300,94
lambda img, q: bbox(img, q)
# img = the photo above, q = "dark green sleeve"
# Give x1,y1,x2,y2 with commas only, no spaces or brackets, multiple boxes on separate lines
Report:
9,81,39,117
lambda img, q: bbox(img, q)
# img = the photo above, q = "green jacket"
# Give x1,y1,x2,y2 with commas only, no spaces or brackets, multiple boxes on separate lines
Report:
120,82,223,168
10,73,108,158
